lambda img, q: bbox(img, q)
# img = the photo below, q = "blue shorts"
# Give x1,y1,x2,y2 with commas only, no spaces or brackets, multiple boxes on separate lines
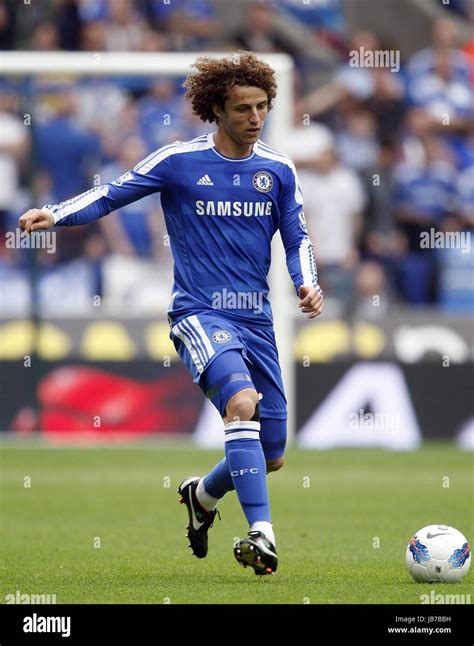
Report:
170,312,287,420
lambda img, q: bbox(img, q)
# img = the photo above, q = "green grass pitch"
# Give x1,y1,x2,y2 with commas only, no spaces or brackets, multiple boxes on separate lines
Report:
1,442,472,604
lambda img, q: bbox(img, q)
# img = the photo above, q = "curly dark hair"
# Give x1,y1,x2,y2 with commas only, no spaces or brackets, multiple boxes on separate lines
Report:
183,51,277,123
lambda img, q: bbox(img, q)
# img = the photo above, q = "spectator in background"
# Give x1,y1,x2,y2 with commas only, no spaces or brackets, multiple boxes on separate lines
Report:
136,78,207,152
137,79,187,151
298,30,405,140
363,137,406,293
0,84,32,314
405,17,473,152
0,87,29,234
283,124,366,306
352,260,391,320
34,86,100,202
298,30,378,119
32,21,60,50
100,97,143,161
406,48,473,134
34,85,101,266
281,0,345,36
280,0,346,54
97,136,171,313
36,240,104,315
79,19,107,51
98,136,165,261
365,37,405,140
456,164,474,227
73,77,129,139
452,120,474,170
335,108,379,172
77,1,162,93
77,0,108,22
56,0,82,51
103,0,149,51
0,0,16,49
407,17,471,80
151,0,217,50
437,164,474,312
178,96,210,142
231,2,300,57
393,135,457,305
137,24,169,52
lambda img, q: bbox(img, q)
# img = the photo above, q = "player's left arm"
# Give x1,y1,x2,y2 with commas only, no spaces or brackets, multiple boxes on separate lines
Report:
297,284,324,319
278,162,324,319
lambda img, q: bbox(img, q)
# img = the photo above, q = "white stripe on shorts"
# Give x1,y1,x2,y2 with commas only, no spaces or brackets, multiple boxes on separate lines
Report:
173,322,204,373
187,315,215,360
179,318,209,367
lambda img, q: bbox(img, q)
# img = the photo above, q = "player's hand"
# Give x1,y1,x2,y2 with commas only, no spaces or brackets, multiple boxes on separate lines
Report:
19,209,54,233
298,285,324,319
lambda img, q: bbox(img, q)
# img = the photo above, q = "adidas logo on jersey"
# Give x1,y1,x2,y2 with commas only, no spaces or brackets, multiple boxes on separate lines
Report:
197,174,214,186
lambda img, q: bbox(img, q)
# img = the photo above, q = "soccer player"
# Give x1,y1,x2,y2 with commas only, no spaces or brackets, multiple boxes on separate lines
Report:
19,52,324,575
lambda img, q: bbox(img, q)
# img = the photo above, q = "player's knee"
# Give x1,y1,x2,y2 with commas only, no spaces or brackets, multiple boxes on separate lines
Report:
225,388,259,423
266,456,285,473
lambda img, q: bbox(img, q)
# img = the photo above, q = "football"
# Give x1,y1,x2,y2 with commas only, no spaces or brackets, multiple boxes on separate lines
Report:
406,524,471,583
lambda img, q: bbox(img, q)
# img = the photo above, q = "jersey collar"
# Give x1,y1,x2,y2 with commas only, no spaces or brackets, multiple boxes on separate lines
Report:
208,131,257,162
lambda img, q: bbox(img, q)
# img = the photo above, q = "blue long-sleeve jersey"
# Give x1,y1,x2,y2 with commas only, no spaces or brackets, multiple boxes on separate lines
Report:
45,132,320,327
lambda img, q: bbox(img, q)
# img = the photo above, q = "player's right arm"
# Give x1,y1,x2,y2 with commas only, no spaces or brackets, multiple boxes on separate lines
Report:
19,145,174,232
19,208,55,233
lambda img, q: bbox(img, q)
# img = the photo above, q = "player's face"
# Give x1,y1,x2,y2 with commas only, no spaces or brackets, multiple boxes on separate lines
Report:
216,86,269,147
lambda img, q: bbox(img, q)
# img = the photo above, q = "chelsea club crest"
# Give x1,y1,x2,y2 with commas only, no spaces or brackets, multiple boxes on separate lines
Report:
212,330,232,344
252,171,273,193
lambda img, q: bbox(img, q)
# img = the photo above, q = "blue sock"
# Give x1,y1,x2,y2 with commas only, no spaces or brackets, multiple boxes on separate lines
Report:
202,458,235,499
224,421,271,525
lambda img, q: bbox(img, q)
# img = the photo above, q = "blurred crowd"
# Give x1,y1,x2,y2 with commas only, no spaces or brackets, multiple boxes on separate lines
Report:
0,0,473,317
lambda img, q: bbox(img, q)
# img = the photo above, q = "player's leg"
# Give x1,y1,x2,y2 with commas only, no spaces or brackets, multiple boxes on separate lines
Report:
197,348,278,571
172,317,248,559
177,352,255,558
195,348,252,508
244,325,288,473
199,349,272,531
221,377,279,575
261,417,287,474
200,324,288,508
223,386,273,538
230,414,284,575
199,417,286,503
197,354,283,520
230,326,287,573
171,314,277,571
